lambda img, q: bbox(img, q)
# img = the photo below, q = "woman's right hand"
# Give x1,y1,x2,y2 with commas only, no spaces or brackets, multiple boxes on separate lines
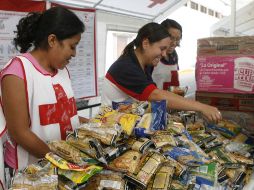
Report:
199,104,222,123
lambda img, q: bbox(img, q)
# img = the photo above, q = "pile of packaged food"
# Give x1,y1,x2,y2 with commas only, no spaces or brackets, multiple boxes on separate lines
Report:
10,100,254,190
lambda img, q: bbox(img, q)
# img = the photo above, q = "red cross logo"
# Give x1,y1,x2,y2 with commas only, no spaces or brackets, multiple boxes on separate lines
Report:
148,0,167,8
39,84,77,140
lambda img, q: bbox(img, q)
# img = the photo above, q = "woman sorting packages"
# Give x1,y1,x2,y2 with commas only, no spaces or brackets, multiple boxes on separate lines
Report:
102,22,222,123
0,6,88,182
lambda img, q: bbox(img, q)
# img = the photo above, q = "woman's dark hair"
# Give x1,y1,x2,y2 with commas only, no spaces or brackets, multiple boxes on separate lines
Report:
161,19,182,38
122,22,170,56
14,6,85,53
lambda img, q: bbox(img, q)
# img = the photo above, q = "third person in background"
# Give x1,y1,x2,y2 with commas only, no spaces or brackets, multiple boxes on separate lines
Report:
152,19,182,90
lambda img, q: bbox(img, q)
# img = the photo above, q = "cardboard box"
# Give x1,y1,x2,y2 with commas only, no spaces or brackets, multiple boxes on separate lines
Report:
197,36,254,56
195,55,254,93
195,91,254,112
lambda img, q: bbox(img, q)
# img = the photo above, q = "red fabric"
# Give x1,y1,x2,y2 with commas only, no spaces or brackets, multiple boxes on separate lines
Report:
39,84,77,140
106,73,157,101
139,84,158,100
163,70,179,90
0,0,45,12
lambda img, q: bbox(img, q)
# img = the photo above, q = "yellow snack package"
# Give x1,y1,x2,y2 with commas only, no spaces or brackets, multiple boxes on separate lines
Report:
45,152,97,171
92,111,140,136
58,166,102,184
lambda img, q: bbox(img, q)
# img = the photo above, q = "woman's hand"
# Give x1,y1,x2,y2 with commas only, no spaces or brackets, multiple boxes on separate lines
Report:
199,104,222,123
149,89,222,123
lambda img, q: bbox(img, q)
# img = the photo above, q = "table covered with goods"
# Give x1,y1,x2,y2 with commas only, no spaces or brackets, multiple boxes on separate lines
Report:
9,100,254,190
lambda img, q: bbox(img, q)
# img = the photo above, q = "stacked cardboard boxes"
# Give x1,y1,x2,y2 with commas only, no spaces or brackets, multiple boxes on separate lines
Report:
195,36,254,135
196,36,254,94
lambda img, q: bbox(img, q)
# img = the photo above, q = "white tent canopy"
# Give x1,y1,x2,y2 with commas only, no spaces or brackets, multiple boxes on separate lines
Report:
49,0,254,35
49,0,188,21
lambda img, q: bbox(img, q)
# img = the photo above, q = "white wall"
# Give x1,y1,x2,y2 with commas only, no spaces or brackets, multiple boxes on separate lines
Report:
95,11,149,78
164,6,219,69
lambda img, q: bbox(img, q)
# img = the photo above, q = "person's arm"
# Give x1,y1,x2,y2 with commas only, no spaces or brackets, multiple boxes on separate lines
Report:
1,75,50,158
148,89,222,123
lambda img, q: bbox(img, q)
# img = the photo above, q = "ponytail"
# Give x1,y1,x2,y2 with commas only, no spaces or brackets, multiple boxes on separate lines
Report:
122,39,136,56
13,7,84,53
13,12,41,53
121,22,169,56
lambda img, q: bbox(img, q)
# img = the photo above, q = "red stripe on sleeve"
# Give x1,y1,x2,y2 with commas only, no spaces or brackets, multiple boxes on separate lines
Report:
140,84,157,100
106,73,157,101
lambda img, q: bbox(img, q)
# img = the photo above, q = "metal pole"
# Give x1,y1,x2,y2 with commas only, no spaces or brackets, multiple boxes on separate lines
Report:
230,0,236,36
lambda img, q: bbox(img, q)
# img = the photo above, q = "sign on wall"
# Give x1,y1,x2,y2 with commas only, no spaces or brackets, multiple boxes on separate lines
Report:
0,1,97,99
52,4,97,99
0,0,45,71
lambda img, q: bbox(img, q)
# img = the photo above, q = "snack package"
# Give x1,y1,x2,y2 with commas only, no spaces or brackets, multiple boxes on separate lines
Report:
186,122,205,136
228,152,254,166
127,137,153,153
58,166,102,184
92,108,140,136
164,156,187,178
11,173,58,190
225,166,247,189
233,133,249,144
224,141,253,157
48,140,85,165
66,134,97,158
217,166,229,185
206,119,242,139
11,161,58,190
167,122,185,135
83,170,128,190
132,101,151,116
45,152,97,171
24,160,55,176
77,123,121,146
100,143,130,164
193,134,217,147
92,106,115,122
112,99,151,116
170,179,193,190
174,133,209,159
151,131,177,149
203,141,224,153
179,111,198,125
135,100,167,137
109,150,142,173
208,148,237,164
168,114,183,123
191,162,218,187
124,152,165,189
112,99,135,113
150,100,167,131
147,161,175,190
58,174,79,190
135,113,152,129
164,147,210,166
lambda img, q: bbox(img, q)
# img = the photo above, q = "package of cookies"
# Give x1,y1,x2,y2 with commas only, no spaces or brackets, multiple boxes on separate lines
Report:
124,152,165,189
83,170,128,190
127,137,153,153
109,150,142,173
147,161,175,190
